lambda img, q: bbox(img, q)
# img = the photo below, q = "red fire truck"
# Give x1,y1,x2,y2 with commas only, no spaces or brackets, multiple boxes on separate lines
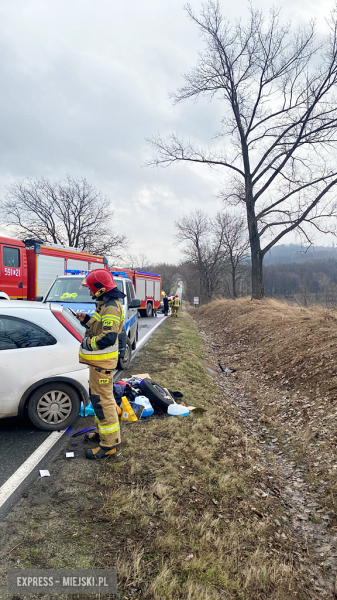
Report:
0,237,162,316
111,267,162,317
0,236,108,301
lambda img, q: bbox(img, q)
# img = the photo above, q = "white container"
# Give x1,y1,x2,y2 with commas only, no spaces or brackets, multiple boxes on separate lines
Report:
134,395,154,417
167,404,190,417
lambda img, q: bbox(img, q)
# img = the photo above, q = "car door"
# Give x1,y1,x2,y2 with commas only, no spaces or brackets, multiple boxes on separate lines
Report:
0,315,57,418
0,244,26,299
125,280,137,342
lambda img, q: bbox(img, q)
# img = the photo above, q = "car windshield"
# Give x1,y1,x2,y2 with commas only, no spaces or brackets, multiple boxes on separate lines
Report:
45,277,125,304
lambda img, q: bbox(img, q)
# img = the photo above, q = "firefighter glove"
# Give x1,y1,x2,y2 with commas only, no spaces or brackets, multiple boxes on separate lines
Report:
81,337,91,351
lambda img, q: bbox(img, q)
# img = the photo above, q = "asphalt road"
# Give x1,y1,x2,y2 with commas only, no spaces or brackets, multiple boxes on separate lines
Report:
0,315,164,489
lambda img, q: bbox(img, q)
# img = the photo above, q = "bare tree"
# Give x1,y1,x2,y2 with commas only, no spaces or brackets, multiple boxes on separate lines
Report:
213,212,249,298
148,2,337,298
176,210,225,302
0,176,127,258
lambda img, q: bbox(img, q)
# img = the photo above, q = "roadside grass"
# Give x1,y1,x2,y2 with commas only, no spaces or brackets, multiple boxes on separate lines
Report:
0,310,318,600
193,298,337,510
96,311,312,599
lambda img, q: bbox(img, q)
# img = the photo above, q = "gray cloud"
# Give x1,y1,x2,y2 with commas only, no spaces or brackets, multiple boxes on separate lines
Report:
0,0,334,262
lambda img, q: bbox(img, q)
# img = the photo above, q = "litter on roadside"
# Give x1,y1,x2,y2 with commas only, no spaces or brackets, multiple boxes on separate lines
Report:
66,452,75,458
39,470,50,477
218,363,236,373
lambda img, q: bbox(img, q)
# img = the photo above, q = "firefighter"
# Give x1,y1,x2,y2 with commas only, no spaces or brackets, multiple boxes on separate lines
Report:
173,295,180,317
163,294,169,316
77,269,125,460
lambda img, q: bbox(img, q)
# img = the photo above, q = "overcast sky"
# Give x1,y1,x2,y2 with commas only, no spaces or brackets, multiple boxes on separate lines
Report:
0,0,334,264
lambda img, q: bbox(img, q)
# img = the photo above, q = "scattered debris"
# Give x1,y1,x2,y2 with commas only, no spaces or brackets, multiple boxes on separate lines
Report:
39,470,50,478
218,363,237,373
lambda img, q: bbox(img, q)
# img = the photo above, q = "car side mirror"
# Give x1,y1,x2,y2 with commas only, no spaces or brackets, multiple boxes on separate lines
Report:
129,298,141,309
35,296,43,302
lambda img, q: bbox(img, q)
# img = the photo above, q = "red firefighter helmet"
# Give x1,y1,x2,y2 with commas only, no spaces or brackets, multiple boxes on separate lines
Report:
81,269,117,299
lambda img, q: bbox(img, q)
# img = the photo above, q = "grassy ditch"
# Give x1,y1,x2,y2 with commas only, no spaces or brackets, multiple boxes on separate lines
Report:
96,312,316,599
0,310,321,600
192,298,337,511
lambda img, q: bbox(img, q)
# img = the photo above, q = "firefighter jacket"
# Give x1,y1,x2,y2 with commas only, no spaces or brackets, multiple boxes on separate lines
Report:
174,297,180,307
79,297,124,369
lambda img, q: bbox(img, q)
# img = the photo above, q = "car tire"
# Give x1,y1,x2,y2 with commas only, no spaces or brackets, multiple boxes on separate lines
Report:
117,337,132,370
146,302,153,317
27,383,81,431
139,378,174,410
132,325,138,350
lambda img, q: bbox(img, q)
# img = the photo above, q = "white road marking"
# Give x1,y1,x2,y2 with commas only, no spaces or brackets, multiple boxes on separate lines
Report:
136,315,167,352
0,315,167,511
0,431,64,509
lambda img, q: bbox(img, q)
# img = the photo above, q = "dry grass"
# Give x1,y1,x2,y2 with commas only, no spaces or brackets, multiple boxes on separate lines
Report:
94,311,318,599
194,298,337,507
0,309,326,599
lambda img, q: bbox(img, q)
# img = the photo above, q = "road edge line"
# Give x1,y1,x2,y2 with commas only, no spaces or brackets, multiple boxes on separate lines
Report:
0,431,65,509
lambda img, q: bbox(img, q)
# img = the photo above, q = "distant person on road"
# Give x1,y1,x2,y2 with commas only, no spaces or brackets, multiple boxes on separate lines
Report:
76,269,125,460
172,295,180,317
163,294,169,316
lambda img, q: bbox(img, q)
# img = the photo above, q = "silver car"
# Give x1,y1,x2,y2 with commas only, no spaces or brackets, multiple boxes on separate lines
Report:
0,300,89,430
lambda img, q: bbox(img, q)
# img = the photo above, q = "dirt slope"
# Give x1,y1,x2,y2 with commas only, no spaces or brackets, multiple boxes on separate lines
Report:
193,298,337,507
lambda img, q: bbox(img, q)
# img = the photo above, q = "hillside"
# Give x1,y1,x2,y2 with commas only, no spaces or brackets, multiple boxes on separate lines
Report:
193,299,337,501
264,244,337,265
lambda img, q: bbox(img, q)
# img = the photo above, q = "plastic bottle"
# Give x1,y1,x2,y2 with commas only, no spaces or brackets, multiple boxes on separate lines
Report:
167,404,190,417
134,395,154,418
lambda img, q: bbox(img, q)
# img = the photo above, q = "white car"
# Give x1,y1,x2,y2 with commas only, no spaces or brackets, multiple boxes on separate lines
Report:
0,300,89,430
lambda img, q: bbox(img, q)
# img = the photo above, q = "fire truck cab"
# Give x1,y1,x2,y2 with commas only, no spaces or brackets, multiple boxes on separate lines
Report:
0,237,28,299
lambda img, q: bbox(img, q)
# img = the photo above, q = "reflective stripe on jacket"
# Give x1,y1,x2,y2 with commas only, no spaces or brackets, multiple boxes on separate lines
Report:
79,297,124,368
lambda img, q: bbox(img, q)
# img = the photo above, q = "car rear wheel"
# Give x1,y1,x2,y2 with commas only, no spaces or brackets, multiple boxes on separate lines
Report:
27,383,81,431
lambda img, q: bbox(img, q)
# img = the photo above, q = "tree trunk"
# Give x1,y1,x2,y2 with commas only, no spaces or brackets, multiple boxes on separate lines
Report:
231,265,237,299
246,199,264,299
251,246,264,299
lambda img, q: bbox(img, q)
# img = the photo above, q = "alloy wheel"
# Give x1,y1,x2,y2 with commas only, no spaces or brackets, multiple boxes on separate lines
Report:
36,390,72,424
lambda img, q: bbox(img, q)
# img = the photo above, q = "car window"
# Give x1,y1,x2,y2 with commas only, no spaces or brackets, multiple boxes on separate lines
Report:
128,281,135,300
3,247,20,268
0,316,57,350
126,281,133,305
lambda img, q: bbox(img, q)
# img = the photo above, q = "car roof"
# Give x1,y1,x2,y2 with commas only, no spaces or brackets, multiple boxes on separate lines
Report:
54,274,127,281
0,300,50,309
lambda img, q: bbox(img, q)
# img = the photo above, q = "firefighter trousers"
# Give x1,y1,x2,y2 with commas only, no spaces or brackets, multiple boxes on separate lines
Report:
89,366,121,448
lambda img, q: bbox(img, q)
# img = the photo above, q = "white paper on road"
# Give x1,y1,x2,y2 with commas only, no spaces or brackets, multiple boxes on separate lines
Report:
66,452,75,458
39,470,50,477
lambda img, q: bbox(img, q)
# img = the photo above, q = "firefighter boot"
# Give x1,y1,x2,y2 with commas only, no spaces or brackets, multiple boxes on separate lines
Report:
84,431,100,443
85,445,118,460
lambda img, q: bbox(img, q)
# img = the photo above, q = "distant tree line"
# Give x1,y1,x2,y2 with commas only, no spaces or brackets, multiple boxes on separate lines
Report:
264,259,337,307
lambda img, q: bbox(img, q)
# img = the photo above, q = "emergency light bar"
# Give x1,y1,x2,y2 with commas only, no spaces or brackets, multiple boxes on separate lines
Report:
109,270,127,278
64,269,89,276
136,271,160,277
